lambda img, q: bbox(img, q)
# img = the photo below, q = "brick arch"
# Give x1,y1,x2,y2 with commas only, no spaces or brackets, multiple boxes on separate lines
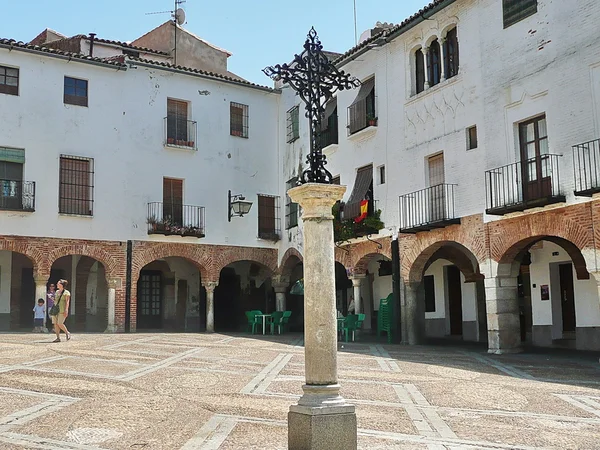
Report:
498,236,590,280
278,247,303,278
132,243,211,282
350,238,392,275
405,241,481,283
47,245,119,279
353,252,391,276
334,247,352,270
0,239,45,276
211,247,278,280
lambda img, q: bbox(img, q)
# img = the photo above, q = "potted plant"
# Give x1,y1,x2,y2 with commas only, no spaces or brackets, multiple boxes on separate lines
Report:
167,137,175,145
147,215,158,232
366,114,378,127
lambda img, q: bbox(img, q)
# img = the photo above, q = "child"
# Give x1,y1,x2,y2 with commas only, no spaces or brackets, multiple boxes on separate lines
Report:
33,299,45,333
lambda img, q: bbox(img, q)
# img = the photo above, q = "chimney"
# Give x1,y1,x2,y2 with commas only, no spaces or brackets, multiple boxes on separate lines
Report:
358,22,394,44
88,33,96,57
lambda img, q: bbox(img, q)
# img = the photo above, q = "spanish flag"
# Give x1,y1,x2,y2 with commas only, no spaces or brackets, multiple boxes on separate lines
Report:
354,200,368,223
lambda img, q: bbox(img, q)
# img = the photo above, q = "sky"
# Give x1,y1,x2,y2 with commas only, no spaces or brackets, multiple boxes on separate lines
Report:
2,0,429,85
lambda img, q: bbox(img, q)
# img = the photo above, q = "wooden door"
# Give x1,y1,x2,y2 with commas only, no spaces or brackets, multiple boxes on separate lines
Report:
520,116,550,201
167,99,188,141
559,263,576,333
137,271,162,329
428,154,445,221
446,265,463,336
163,178,183,226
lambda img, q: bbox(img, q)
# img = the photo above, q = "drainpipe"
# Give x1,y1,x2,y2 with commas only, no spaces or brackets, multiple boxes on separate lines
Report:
125,240,132,332
88,33,96,57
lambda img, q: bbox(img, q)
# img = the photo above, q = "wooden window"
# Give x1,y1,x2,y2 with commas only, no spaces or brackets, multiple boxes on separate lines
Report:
163,178,183,226
348,77,375,135
230,102,249,138
64,76,88,107
258,194,280,240
424,275,436,312
285,178,298,229
467,126,478,150
0,65,19,96
378,165,386,184
166,99,189,144
428,154,445,222
59,155,94,215
444,28,459,79
286,106,300,143
428,40,442,87
503,0,537,28
415,49,425,94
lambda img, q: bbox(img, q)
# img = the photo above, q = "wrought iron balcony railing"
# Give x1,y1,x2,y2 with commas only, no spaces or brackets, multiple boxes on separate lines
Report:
573,138,600,196
485,154,565,215
147,202,205,238
164,117,198,149
399,184,459,233
0,180,35,212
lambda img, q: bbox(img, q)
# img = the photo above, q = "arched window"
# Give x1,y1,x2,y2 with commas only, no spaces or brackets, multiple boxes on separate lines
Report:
428,39,441,87
415,48,425,94
444,28,459,79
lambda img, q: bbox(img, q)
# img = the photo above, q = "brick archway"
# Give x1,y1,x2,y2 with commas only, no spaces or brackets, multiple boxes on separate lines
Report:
132,242,211,282
0,239,44,276
212,248,278,280
405,241,481,283
278,247,303,279
47,244,122,279
353,252,392,276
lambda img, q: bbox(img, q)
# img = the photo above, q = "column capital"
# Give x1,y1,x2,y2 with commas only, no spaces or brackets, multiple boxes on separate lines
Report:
422,45,430,55
204,281,218,293
350,275,366,287
273,282,289,294
438,36,446,45
272,275,290,286
288,184,346,220
34,276,48,286
107,278,122,289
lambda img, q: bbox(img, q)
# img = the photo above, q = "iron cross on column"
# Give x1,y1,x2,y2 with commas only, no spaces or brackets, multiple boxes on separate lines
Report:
263,27,361,184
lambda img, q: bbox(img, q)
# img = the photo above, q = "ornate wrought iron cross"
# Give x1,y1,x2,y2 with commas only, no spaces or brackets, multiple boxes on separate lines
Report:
263,28,360,184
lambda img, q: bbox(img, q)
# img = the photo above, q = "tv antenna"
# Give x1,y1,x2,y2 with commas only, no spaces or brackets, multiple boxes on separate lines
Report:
145,0,187,65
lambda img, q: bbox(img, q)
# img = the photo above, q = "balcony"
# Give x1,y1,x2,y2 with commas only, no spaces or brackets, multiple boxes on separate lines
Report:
0,180,35,212
399,184,460,233
485,154,565,215
320,117,339,149
164,117,198,150
147,202,205,238
573,138,600,196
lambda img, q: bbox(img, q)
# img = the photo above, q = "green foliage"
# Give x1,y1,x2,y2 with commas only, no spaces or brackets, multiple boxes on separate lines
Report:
332,203,385,243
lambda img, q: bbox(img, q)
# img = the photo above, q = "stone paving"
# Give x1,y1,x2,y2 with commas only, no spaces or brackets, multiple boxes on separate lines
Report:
0,332,599,449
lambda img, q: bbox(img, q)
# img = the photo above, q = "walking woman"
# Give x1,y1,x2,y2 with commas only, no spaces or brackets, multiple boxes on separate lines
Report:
51,279,71,343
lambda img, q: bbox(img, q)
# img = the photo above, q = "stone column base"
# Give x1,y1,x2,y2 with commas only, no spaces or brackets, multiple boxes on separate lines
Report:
104,324,118,333
288,409,357,450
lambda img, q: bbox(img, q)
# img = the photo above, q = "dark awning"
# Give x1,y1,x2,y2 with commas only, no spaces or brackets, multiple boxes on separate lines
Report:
349,77,374,107
343,165,373,220
321,98,337,131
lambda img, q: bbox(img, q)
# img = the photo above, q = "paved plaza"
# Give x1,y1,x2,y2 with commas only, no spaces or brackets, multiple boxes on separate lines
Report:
0,333,598,449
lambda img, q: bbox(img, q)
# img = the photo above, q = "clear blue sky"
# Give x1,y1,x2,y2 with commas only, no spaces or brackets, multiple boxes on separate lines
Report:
2,0,429,85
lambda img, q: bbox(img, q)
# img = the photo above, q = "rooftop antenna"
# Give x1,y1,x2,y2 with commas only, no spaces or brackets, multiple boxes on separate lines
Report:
353,0,358,45
145,0,187,66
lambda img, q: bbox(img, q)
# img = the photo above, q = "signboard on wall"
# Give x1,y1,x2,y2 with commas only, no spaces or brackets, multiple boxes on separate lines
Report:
540,284,550,301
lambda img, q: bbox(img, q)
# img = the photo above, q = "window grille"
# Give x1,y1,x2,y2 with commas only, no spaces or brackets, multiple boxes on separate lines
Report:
285,178,299,229
503,0,537,28
230,102,249,138
59,155,94,215
427,40,442,87
64,76,88,107
0,65,19,96
258,194,280,240
286,106,300,143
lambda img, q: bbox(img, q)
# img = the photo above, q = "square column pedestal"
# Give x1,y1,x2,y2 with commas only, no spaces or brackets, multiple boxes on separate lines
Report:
287,183,357,450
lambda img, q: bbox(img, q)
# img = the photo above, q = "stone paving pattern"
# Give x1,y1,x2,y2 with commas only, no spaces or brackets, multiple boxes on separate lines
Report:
0,333,599,449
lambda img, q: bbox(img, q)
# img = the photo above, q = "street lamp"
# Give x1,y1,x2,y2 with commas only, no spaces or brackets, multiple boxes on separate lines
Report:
228,190,253,222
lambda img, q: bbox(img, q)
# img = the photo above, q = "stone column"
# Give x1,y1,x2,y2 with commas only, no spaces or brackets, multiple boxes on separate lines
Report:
350,275,365,314
422,46,431,90
404,282,422,345
485,276,521,354
272,277,289,312
204,281,217,333
287,183,357,450
439,37,447,82
34,277,48,330
105,278,119,333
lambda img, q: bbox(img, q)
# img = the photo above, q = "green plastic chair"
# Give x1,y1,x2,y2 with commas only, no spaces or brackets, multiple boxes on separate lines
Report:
377,294,393,344
245,311,261,334
342,314,359,342
281,311,292,333
270,311,284,335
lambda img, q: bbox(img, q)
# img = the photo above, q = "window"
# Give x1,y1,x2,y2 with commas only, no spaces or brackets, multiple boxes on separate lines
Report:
428,40,442,88
230,102,249,138
321,99,339,147
163,178,183,226
444,28,459,79
424,275,436,312
467,126,478,150
348,77,375,135
0,148,24,210
166,99,193,147
503,0,537,28
378,165,386,184
285,178,299,229
0,65,19,96
286,106,300,143
64,76,88,107
415,49,425,94
258,194,280,240
519,115,550,200
59,155,94,215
